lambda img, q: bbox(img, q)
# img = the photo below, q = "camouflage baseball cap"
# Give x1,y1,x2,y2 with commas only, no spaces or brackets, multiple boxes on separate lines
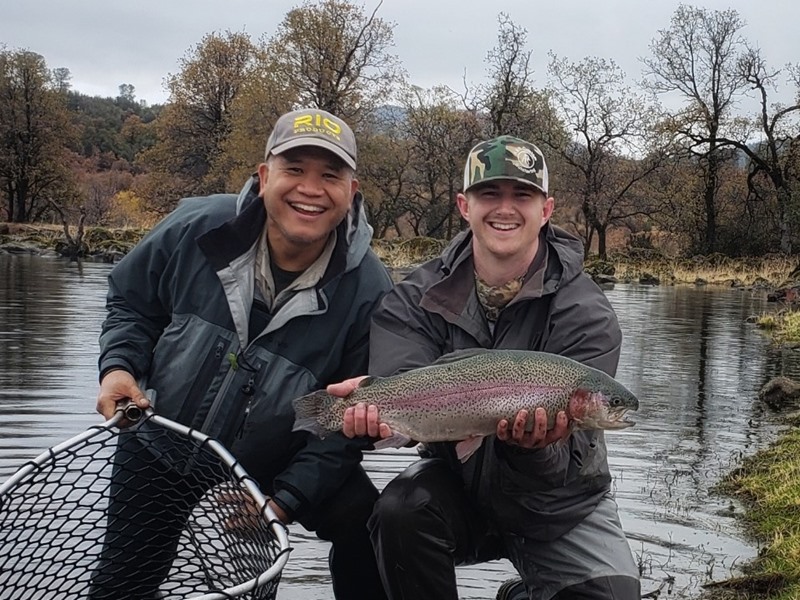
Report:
463,135,548,194
265,108,357,169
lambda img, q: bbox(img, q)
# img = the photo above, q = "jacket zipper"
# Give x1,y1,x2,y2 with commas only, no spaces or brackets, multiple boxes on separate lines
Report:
235,373,257,440
179,339,228,425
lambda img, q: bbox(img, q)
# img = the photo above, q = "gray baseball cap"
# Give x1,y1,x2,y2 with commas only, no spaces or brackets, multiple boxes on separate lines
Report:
265,108,357,169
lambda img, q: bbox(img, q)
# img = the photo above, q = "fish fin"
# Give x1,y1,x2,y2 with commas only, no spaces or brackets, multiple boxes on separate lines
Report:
292,390,337,438
356,375,379,388
455,435,486,463
430,348,493,366
293,416,329,438
373,431,413,450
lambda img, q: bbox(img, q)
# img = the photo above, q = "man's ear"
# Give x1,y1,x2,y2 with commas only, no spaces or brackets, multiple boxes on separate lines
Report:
542,196,555,224
257,162,270,195
350,177,359,199
456,193,469,220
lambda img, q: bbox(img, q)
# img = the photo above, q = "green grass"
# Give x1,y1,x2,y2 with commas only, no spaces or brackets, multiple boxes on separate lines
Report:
756,311,800,344
710,425,800,599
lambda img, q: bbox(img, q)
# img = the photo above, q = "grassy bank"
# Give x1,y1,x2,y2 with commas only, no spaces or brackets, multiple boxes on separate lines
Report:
707,416,800,600
701,258,800,600
597,251,800,287
756,312,800,347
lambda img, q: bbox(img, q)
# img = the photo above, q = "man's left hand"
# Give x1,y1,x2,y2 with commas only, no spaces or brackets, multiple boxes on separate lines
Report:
496,407,570,449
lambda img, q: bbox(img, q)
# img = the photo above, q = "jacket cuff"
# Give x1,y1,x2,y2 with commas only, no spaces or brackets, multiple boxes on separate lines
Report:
98,359,136,383
271,488,306,520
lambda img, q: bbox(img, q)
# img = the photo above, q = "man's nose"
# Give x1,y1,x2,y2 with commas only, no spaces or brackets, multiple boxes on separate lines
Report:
495,194,517,211
297,173,325,195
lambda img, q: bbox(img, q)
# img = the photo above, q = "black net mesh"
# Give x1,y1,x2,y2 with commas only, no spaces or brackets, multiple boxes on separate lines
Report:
0,414,289,600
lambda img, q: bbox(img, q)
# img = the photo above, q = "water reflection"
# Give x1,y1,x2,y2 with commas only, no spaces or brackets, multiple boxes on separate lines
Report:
606,284,800,597
1,254,799,599
0,255,106,475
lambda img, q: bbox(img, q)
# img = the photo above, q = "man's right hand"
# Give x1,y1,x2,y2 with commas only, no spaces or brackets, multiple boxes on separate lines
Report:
96,369,150,424
326,377,393,440
342,402,394,439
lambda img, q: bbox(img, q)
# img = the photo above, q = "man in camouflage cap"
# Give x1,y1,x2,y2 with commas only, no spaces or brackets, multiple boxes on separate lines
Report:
337,134,640,599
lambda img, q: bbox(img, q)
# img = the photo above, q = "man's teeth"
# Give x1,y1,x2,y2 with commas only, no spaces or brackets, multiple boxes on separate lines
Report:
492,223,518,230
292,203,324,213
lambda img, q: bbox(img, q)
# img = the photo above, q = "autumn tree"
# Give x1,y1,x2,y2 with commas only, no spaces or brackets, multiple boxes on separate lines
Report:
220,50,298,188
75,156,136,225
266,0,403,123
547,54,664,258
223,1,405,192
400,86,481,238
0,49,77,223
357,111,416,237
642,5,750,254
140,30,258,209
460,13,564,145
718,50,800,253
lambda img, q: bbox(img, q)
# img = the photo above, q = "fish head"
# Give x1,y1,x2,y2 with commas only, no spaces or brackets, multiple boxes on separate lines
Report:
569,376,639,430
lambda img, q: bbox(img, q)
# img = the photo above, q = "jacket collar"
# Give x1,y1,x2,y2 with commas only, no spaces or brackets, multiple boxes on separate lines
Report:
421,222,583,327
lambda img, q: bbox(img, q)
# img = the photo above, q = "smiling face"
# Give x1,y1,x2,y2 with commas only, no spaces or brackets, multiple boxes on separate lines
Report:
258,146,358,271
457,179,554,283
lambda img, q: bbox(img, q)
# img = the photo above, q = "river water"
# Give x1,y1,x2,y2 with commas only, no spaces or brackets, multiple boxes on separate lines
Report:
1,253,798,599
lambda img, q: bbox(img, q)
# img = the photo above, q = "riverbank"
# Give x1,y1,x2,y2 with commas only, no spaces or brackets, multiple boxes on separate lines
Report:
702,412,800,600
3,225,800,289
0,223,146,263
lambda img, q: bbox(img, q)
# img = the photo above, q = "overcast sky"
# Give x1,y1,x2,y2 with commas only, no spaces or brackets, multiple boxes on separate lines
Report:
3,0,798,108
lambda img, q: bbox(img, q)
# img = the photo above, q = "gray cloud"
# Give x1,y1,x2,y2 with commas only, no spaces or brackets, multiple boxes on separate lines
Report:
3,0,798,107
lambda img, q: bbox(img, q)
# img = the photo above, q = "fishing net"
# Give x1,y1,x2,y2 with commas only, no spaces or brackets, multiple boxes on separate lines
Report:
0,406,291,600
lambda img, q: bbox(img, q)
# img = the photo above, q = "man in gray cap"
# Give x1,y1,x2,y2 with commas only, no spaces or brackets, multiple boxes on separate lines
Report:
91,108,391,599
338,135,639,599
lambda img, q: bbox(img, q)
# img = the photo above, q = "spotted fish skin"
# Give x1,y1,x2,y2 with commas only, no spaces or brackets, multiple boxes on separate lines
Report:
292,349,639,451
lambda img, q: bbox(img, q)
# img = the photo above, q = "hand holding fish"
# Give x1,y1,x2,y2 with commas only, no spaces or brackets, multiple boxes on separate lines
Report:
327,377,394,439
497,407,571,449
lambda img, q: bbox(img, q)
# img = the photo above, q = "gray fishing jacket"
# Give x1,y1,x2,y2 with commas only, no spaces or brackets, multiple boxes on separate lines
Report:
369,223,622,540
99,175,393,521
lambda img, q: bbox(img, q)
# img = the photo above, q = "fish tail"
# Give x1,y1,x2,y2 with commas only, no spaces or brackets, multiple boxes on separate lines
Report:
292,390,340,438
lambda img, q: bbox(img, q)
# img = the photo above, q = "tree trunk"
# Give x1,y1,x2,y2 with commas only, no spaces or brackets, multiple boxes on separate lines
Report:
49,200,87,259
703,153,718,253
777,185,793,254
12,190,26,223
597,225,608,260
3,182,13,222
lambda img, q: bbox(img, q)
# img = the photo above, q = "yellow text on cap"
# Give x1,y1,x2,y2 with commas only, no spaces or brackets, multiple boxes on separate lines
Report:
293,113,342,139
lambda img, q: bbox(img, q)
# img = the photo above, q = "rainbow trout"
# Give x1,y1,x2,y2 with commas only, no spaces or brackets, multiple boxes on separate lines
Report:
292,349,639,462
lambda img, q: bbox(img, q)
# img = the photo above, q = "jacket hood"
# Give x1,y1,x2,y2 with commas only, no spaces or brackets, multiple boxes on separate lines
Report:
234,173,374,273
544,223,587,287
